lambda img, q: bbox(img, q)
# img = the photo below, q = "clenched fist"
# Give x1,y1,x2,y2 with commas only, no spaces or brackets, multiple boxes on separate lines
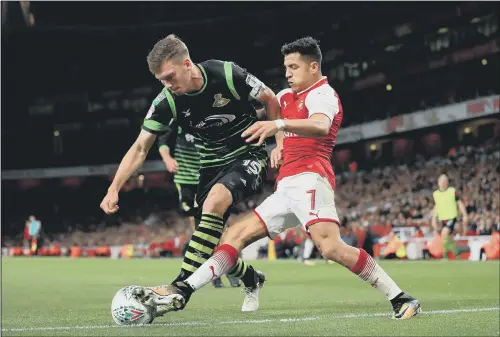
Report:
100,190,120,214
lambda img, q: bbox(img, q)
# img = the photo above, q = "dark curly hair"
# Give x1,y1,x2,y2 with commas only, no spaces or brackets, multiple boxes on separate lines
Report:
281,37,322,67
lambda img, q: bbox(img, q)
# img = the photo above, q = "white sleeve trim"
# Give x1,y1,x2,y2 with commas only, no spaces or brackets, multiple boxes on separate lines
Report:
276,88,292,107
304,85,339,126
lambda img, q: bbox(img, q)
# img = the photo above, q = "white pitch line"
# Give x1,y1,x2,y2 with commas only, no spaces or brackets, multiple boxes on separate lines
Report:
2,307,498,333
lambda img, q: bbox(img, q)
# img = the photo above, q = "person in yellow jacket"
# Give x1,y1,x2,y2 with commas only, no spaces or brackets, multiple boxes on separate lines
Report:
382,232,407,259
431,174,468,260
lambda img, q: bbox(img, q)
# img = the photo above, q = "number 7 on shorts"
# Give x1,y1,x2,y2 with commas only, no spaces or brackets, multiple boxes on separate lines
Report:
306,190,316,210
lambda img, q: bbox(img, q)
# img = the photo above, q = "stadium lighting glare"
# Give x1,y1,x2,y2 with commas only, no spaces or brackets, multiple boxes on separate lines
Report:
481,59,488,66
386,84,393,91
53,130,60,137
370,144,377,151
464,127,471,134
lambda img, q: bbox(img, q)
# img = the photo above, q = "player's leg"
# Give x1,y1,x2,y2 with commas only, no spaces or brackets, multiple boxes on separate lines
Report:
183,212,268,288
226,274,242,287
210,158,270,308
134,157,270,312
185,187,261,292
210,217,227,289
145,189,294,311
179,184,228,287
172,158,267,289
177,183,198,233
133,211,271,313
308,222,420,319
220,225,242,288
441,219,459,259
208,223,239,288
210,157,269,289
302,237,316,266
441,225,451,259
291,173,420,320
135,181,236,314
172,182,233,283
163,191,296,310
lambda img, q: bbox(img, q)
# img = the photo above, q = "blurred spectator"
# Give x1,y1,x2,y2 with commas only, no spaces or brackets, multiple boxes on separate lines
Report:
480,226,500,261
25,215,42,255
2,139,499,260
341,224,358,247
478,218,495,236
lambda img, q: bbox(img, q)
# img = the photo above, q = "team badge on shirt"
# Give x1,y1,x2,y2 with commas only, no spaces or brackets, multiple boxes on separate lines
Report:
212,93,231,108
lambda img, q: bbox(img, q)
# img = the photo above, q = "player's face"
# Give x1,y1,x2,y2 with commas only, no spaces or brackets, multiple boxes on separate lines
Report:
155,58,193,96
284,53,319,93
438,177,448,190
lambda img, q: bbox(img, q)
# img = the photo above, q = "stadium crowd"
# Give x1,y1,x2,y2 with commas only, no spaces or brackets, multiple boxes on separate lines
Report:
3,137,499,259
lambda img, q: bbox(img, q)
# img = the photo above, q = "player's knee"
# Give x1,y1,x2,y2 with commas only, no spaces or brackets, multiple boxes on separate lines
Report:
203,184,233,214
221,213,266,251
220,223,248,251
318,240,348,263
309,221,350,264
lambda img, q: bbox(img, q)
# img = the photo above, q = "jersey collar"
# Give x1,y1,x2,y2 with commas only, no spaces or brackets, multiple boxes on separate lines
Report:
296,76,328,95
185,64,208,96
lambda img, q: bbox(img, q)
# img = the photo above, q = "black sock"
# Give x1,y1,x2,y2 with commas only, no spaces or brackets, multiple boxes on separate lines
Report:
390,292,406,305
227,258,258,288
172,212,225,282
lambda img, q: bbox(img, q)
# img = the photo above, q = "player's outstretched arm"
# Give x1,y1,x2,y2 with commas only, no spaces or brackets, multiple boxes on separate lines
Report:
242,114,330,145
276,86,339,138
243,84,340,143
257,87,284,146
100,130,157,214
280,114,330,137
256,89,284,166
110,130,157,192
256,87,280,121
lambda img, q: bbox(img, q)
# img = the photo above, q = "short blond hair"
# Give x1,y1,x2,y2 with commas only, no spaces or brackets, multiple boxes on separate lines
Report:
147,34,189,74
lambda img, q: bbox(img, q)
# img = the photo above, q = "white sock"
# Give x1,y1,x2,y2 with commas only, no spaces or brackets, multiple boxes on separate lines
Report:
303,238,314,260
350,248,403,300
185,244,238,290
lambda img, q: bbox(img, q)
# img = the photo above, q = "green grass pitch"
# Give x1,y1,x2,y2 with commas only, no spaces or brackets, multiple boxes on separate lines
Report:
1,258,499,336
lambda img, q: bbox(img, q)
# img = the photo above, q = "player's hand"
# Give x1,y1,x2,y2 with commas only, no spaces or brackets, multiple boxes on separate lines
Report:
242,121,278,146
164,158,179,174
270,145,283,168
100,190,120,215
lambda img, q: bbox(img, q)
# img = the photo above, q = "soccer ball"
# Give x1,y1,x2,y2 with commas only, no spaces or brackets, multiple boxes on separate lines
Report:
111,286,156,326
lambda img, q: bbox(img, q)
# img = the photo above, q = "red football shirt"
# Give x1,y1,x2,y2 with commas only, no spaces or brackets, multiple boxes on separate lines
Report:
275,77,343,190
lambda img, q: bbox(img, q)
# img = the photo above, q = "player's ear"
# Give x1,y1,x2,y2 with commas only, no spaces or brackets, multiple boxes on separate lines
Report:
310,61,320,74
184,58,192,69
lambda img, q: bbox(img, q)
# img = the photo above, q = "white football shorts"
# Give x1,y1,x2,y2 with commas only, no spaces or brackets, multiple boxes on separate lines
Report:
254,172,339,238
